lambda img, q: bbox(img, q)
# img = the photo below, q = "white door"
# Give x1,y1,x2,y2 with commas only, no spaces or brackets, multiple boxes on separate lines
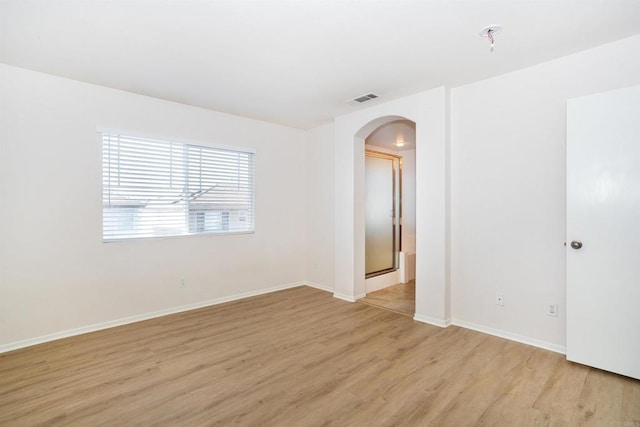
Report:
566,85,640,380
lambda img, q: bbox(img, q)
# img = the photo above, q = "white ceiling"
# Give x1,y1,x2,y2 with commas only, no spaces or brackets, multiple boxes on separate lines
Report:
1,1,639,129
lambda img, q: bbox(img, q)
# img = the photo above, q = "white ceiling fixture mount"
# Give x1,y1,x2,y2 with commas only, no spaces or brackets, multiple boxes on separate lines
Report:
480,25,503,52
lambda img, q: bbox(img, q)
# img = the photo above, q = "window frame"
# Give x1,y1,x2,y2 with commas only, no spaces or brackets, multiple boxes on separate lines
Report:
100,129,256,242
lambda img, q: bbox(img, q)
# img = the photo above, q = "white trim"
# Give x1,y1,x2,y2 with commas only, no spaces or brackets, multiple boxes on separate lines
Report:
332,292,365,302
103,229,255,244
365,270,402,293
413,314,451,328
333,292,357,302
451,319,566,355
1,282,567,357
0,281,305,354
303,281,334,293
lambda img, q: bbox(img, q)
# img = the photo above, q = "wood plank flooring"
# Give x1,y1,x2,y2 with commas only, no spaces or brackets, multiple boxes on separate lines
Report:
359,280,415,316
1,286,638,426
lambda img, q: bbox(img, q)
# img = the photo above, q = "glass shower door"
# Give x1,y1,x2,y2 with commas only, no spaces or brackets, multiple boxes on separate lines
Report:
365,152,398,276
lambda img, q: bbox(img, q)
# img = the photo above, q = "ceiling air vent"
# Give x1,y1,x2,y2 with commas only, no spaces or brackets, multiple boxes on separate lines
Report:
352,93,379,103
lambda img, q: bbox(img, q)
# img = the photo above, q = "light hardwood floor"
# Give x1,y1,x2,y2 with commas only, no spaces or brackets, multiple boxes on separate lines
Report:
1,286,638,426
359,280,415,316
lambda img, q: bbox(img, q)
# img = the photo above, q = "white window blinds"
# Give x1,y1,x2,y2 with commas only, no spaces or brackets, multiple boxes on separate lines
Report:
102,132,255,241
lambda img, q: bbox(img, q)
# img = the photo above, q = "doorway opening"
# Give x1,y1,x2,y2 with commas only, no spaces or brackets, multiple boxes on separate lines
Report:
359,119,416,316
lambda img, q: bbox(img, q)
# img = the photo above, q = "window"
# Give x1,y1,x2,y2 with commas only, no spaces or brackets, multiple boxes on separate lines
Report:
102,132,255,241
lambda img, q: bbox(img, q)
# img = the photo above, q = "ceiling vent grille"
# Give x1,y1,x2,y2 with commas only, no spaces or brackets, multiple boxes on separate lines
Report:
352,93,379,103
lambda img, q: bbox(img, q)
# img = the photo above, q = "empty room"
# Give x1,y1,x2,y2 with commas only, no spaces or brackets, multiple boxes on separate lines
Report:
1,1,639,425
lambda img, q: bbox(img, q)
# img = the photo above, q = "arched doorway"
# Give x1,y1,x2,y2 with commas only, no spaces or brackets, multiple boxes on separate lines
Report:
360,119,416,315
332,88,449,326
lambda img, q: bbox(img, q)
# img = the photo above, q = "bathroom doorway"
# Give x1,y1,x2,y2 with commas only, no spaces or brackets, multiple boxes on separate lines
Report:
360,119,416,315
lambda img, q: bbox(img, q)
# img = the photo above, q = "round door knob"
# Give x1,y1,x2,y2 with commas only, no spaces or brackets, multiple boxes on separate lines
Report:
570,240,583,249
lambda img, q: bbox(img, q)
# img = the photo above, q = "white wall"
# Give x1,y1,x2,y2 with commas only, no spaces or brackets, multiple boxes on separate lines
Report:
400,149,416,254
0,64,307,348
450,35,640,351
304,122,335,290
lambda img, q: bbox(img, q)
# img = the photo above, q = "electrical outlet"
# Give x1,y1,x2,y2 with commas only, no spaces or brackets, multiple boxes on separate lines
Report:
548,303,558,317
496,292,504,306
180,278,186,288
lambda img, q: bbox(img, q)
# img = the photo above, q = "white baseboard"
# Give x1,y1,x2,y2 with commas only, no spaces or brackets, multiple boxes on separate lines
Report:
303,281,334,293
365,270,401,293
413,314,451,328
1,282,567,357
0,281,307,354
332,292,356,302
332,292,366,302
451,318,566,355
